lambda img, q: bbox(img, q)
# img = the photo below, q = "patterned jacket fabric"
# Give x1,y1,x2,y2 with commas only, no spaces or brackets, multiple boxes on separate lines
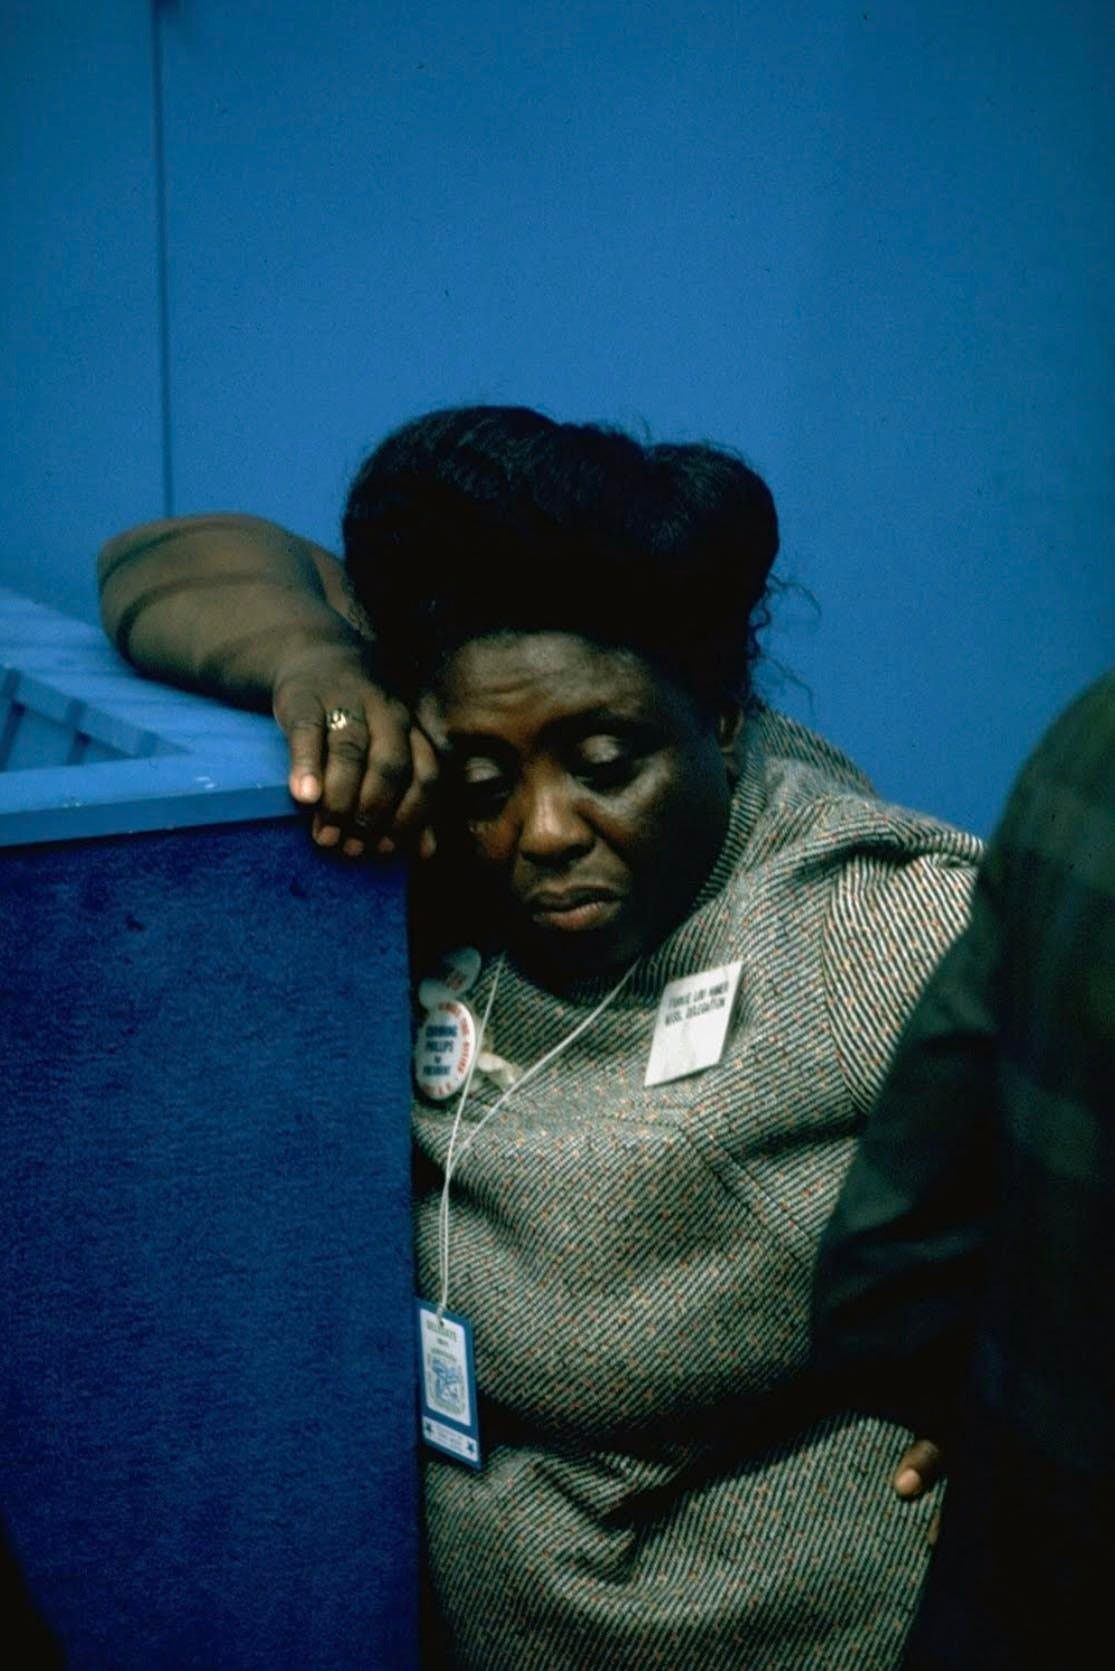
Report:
412,706,980,1669
811,671,1115,1669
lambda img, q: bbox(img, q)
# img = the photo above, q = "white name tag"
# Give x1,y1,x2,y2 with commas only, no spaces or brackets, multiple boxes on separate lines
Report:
644,960,744,1087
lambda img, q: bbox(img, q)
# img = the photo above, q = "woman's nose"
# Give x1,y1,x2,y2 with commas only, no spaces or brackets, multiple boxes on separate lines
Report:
517,774,593,865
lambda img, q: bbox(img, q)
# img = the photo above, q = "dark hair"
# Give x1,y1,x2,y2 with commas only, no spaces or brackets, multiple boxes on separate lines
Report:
342,405,779,707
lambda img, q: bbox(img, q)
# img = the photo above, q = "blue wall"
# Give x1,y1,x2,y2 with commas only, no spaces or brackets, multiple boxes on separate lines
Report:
2,2,163,622
4,0,1112,834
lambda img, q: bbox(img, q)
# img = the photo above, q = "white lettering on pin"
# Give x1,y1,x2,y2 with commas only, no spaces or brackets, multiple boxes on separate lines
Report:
644,960,744,1087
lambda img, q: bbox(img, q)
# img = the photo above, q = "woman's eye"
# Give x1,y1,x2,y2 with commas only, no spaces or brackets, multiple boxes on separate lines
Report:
454,757,512,815
576,737,638,788
461,757,504,787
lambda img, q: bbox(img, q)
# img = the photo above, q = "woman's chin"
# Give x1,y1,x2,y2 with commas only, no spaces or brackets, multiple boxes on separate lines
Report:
510,905,648,986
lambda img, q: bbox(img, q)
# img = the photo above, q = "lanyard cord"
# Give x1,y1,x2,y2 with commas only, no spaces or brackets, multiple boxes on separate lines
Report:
436,954,639,1318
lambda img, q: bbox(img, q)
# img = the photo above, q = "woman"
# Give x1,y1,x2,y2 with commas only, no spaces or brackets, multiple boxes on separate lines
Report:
99,406,979,1667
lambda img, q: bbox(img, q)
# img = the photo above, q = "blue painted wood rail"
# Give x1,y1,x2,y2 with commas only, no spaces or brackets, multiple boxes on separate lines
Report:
0,587,295,846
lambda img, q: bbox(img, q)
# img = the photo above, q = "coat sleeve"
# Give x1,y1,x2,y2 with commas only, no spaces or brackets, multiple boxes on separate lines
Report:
822,841,979,1119
811,845,1001,1436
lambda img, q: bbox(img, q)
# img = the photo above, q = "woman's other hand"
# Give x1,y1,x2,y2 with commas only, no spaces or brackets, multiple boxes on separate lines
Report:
273,642,439,859
893,1437,945,1544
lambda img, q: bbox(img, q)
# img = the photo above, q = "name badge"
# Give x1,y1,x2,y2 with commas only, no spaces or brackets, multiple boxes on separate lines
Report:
644,960,744,1087
416,1300,482,1468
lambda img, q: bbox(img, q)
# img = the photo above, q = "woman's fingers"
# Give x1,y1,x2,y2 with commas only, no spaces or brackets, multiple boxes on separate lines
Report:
342,726,441,859
893,1439,947,1548
317,710,378,838
275,650,366,807
317,696,413,846
272,647,420,850
379,727,441,855
284,709,331,806
893,1437,945,1499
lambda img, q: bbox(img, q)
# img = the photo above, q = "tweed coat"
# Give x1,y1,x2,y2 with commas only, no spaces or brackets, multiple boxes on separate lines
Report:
412,706,981,1669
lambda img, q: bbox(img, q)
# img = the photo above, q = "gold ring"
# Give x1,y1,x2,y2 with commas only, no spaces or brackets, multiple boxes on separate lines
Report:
325,706,361,732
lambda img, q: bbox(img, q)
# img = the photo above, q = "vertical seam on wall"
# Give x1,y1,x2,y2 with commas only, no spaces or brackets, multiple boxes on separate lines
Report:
150,1,175,517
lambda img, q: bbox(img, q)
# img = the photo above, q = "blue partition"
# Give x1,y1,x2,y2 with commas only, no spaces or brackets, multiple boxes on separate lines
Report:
0,593,418,1667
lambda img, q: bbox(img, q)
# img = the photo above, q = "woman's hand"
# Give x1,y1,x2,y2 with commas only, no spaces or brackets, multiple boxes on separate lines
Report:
892,1437,945,1544
272,642,440,859
96,513,440,859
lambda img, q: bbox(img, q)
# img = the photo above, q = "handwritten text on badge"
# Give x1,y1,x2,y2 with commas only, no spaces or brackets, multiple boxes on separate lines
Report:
644,960,744,1087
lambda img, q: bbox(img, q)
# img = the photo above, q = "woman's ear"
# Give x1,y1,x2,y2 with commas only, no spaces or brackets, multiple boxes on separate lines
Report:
717,702,744,785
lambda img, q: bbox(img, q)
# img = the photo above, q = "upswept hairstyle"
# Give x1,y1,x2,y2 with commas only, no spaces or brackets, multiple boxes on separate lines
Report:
342,405,779,707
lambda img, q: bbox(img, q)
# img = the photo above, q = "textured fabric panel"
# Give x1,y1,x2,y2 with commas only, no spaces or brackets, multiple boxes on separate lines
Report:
826,848,978,1115
2,821,418,1667
427,1414,937,1670
414,707,980,1666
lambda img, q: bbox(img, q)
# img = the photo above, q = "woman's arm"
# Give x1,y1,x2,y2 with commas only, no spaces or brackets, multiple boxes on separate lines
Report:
98,514,437,856
98,513,367,701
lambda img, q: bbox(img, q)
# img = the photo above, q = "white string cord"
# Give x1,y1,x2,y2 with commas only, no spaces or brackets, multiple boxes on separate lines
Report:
436,956,504,1318
436,954,638,1317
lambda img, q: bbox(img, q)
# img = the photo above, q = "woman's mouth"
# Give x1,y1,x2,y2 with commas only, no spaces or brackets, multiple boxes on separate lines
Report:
526,889,623,933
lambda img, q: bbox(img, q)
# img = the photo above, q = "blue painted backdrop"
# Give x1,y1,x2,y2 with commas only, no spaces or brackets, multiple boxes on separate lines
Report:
3,0,1112,833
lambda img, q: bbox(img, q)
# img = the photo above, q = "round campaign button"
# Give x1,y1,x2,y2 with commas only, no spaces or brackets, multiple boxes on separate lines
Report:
417,976,456,1010
414,999,478,1101
436,946,482,998
416,947,483,1015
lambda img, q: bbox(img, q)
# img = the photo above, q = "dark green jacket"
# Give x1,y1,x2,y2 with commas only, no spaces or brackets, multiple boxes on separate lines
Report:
812,671,1115,1669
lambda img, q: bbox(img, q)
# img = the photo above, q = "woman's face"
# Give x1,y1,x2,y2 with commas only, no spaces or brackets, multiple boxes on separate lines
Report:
419,632,738,980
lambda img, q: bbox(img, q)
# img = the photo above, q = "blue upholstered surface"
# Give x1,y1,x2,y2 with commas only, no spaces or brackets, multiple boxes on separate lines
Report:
2,817,418,1666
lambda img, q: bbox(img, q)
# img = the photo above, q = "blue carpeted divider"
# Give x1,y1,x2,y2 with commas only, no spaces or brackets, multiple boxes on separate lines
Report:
0,594,418,1667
